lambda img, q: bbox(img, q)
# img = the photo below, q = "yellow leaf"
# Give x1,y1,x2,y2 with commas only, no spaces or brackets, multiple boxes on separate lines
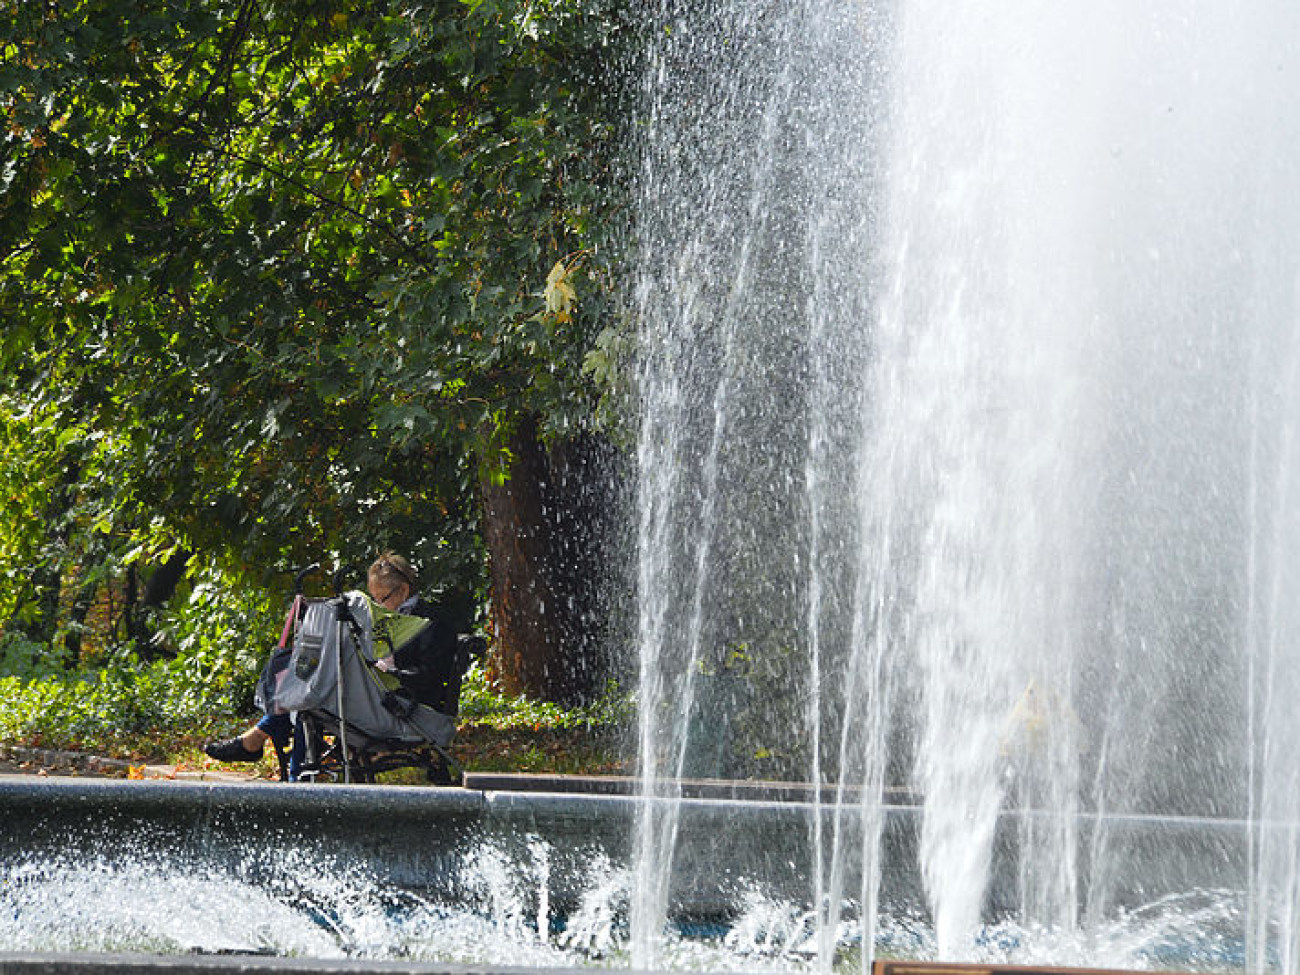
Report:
544,261,576,318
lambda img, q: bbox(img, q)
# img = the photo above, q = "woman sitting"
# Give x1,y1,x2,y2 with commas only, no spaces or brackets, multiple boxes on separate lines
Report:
203,553,460,765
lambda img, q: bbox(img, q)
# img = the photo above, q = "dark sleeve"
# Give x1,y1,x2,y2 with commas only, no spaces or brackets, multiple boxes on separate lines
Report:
393,598,456,668
393,597,461,710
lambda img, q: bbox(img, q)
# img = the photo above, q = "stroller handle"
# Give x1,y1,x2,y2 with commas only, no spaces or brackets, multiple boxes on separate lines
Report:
291,562,363,596
293,563,323,594
332,563,359,595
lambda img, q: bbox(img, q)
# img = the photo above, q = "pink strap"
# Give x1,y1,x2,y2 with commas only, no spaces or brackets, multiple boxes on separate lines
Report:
277,595,301,649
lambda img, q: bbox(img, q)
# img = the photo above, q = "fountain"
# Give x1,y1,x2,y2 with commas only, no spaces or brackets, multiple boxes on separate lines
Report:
631,0,1300,971
4,0,1300,972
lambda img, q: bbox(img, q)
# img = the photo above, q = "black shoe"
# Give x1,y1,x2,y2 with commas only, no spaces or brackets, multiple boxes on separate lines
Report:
204,736,263,763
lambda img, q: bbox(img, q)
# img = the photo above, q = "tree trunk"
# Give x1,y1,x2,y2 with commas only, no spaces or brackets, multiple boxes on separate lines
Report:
19,456,83,664
142,549,191,608
479,414,625,705
128,549,192,659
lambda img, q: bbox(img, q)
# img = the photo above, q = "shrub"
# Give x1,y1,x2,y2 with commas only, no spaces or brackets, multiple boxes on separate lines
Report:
458,663,632,732
0,562,278,756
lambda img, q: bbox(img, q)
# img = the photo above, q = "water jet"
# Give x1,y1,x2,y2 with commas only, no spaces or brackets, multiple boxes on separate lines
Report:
629,0,1300,970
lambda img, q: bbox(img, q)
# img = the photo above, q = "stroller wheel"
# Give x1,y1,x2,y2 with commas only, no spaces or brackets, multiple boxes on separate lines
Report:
426,758,457,786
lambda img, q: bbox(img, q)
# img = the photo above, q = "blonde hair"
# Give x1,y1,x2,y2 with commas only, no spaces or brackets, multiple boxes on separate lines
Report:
368,553,417,594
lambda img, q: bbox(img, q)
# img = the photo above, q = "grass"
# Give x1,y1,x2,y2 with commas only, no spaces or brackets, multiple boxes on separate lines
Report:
0,658,633,782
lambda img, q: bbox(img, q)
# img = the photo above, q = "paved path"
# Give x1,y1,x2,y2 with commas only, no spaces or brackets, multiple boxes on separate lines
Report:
0,744,262,784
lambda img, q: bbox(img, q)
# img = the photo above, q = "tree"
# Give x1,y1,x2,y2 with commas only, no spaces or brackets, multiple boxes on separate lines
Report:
482,413,627,704
0,0,633,698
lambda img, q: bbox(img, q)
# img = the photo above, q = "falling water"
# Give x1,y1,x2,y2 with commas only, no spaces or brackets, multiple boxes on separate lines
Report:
633,0,1300,971
631,0,882,966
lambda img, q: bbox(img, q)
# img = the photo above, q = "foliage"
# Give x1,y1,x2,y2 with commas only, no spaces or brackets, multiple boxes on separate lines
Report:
0,0,635,666
0,656,232,756
458,661,632,731
148,560,281,703
0,559,275,754
0,632,61,681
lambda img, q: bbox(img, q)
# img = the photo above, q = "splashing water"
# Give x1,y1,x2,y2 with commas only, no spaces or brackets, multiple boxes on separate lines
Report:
632,0,1300,969
0,831,843,971
0,833,584,966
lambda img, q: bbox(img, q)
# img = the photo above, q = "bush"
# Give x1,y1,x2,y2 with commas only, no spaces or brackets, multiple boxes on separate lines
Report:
0,632,62,680
148,568,280,716
0,563,278,757
458,662,632,731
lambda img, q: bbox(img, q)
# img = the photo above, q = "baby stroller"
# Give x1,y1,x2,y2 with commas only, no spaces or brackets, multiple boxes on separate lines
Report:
260,565,484,784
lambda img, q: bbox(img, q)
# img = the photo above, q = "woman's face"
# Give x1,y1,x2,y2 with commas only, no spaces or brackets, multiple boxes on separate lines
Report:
368,577,409,610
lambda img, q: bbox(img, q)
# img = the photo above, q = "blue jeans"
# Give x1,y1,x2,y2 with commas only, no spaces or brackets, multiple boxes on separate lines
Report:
256,712,304,780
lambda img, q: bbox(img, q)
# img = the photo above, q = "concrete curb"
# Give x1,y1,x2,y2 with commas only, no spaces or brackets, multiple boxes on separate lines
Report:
0,743,924,801
462,772,922,804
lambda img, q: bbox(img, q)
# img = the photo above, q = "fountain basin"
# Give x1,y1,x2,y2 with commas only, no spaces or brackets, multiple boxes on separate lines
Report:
0,778,1255,970
0,777,911,919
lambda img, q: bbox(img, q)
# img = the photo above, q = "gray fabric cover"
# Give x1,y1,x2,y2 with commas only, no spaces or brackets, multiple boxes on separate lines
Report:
271,592,456,747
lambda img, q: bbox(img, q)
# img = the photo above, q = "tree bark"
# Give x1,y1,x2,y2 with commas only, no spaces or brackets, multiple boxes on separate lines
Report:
479,413,625,705
142,549,191,608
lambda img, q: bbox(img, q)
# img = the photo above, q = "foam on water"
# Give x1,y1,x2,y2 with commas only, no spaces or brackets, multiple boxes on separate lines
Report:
0,834,1252,972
